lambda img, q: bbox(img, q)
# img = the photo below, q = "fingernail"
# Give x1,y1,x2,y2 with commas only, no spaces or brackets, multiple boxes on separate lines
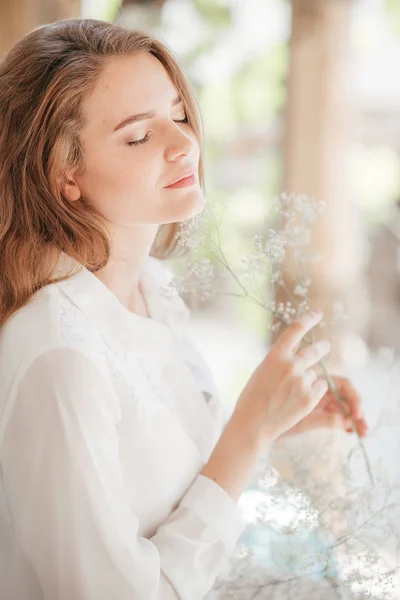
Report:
311,309,323,317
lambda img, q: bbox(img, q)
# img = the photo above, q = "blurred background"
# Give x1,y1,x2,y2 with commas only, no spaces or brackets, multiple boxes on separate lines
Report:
2,1,400,595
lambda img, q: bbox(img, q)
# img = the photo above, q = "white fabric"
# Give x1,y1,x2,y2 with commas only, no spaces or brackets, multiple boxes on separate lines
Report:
0,251,246,600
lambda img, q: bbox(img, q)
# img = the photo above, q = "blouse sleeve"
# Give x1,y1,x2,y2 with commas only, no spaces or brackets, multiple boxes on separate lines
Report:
1,347,245,600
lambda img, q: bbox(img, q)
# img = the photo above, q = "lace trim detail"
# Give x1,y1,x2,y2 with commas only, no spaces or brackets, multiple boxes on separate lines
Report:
58,299,146,390
58,296,179,405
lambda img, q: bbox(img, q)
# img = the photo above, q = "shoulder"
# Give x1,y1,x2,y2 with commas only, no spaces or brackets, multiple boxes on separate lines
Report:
0,284,107,419
0,344,121,444
0,330,119,438
0,281,104,359
0,284,62,375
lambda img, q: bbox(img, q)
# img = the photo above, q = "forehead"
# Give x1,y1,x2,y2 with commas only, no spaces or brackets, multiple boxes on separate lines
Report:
81,52,179,135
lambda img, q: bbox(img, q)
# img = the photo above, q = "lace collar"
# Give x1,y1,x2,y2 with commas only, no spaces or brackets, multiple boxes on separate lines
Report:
52,251,190,353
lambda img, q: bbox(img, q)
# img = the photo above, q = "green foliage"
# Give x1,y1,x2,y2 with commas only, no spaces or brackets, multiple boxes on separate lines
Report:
197,45,288,137
385,0,400,37
231,44,288,125
200,83,238,138
107,0,122,22
85,0,121,22
194,0,232,27
233,294,271,338
351,145,400,232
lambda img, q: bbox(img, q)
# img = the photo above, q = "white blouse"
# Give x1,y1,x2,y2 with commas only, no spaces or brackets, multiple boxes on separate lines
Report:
0,251,246,600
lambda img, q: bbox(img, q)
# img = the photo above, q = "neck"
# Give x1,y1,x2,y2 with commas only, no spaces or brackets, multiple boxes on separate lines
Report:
93,222,158,314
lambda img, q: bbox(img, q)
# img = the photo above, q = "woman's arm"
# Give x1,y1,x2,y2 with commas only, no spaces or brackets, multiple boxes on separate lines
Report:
1,347,245,600
201,411,264,504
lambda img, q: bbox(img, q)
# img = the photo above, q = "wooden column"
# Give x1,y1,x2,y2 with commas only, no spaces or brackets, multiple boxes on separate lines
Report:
0,0,38,55
39,0,81,23
269,0,369,536
0,0,81,58
272,0,369,372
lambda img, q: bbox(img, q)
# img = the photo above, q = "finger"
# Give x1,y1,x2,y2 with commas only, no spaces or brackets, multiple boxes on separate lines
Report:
274,310,324,357
345,424,368,437
339,379,363,420
323,395,352,417
304,368,319,388
308,377,329,408
354,417,369,437
278,371,324,431
289,371,325,402
333,412,369,436
324,378,362,420
317,392,334,411
309,412,344,430
295,339,332,372
289,412,343,435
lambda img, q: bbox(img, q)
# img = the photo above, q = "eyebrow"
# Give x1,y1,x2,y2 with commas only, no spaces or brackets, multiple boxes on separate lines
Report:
113,96,183,132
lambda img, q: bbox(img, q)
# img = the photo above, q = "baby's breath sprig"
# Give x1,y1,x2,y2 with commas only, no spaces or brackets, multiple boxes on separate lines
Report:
165,193,373,485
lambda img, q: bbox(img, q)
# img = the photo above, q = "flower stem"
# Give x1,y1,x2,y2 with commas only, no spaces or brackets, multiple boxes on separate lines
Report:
279,275,374,486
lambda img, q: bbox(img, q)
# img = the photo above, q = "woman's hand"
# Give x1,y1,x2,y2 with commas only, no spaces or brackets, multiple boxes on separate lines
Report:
277,375,369,439
233,309,333,452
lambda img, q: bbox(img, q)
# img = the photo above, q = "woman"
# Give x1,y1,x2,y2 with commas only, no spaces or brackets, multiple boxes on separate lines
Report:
0,19,368,600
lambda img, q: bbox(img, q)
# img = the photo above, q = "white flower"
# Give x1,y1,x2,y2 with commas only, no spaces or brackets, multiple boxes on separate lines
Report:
188,258,214,280
250,230,288,265
186,259,214,302
159,276,191,298
293,284,308,298
174,208,209,250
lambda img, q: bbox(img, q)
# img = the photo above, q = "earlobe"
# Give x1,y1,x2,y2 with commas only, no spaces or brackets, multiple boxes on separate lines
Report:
61,178,82,202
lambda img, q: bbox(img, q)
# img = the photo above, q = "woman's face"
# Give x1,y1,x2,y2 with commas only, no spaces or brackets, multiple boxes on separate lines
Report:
72,52,204,226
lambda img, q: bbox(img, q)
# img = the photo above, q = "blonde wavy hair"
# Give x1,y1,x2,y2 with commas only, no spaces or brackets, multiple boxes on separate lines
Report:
0,18,204,329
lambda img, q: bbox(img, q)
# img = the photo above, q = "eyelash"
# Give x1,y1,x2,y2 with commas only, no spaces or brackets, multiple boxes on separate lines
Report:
127,117,189,147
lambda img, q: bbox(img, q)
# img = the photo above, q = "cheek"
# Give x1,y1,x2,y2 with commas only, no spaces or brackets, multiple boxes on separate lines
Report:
83,147,162,218
188,130,200,154
124,145,163,191
83,148,144,193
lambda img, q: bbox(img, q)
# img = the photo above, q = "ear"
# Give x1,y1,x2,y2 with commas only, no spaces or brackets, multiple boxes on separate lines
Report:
60,174,82,202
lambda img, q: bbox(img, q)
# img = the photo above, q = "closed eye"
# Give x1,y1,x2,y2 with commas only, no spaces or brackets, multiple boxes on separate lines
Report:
127,116,189,147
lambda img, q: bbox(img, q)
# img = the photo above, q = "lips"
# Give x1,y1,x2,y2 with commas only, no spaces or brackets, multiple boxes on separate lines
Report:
164,169,195,188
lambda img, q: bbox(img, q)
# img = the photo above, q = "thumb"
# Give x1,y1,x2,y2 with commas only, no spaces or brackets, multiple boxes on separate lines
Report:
284,412,344,437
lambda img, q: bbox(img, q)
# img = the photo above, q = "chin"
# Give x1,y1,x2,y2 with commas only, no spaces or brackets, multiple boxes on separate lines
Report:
166,193,205,223
158,186,205,222
183,191,206,217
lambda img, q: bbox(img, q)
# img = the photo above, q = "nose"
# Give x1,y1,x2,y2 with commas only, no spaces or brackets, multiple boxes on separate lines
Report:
164,124,196,162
